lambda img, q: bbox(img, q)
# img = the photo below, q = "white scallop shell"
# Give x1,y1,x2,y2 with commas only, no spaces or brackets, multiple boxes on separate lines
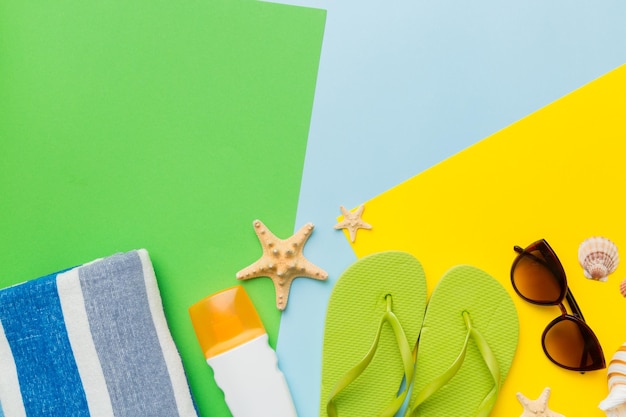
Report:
599,343,626,416
578,237,619,281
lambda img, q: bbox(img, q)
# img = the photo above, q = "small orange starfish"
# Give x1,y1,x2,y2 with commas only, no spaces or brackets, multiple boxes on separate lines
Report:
236,220,328,310
334,204,372,242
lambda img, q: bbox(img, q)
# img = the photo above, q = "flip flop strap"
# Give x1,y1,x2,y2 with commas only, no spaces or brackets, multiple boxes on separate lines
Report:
407,311,500,417
327,295,414,417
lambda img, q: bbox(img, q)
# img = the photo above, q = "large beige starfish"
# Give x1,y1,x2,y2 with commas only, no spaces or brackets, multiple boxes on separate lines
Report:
516,387,566,417
334,204,372,242
236,220,328,310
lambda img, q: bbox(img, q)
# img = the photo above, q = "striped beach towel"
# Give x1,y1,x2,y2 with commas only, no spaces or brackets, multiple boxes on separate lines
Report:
0,250,198,417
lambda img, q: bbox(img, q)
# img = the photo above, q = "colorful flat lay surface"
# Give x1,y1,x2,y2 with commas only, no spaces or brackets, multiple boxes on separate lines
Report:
344,65,626,416
0,1,324,416
3,0,626,416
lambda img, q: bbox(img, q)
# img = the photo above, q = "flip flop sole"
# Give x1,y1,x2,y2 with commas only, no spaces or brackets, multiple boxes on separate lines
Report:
409,265,519,416
319,251,428,417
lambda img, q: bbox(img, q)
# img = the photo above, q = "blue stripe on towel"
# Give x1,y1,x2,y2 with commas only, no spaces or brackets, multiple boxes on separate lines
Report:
78,251,180,417
0,272,89,416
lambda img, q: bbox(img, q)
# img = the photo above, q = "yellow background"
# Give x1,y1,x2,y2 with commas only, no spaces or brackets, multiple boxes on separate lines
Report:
345,64,626,416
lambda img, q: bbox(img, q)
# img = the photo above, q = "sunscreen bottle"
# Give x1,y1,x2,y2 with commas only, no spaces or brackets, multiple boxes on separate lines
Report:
189,285,297,417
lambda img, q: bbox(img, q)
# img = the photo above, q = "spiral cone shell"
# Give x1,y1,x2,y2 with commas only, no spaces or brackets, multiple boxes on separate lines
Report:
600,344,626,416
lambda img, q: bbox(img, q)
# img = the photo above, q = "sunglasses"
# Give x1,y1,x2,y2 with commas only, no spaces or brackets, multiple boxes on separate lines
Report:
511,239,605,372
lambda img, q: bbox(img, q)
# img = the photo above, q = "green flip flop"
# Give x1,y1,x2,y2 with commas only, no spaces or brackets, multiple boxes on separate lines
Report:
405,265,519,417
319,251,428,417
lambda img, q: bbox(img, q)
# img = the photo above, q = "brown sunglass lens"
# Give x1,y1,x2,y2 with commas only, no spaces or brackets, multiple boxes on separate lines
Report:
543,317,604,370
512,250,563,303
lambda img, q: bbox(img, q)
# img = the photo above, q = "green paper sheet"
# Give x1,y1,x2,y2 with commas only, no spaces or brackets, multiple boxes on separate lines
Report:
0,1,326,415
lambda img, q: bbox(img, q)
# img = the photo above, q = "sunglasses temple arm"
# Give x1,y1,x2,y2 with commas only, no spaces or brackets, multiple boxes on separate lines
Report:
565,288,586,322
567,289,606,371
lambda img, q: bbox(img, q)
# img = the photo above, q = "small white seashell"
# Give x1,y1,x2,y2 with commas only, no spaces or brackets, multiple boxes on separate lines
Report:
599,343,626,416
578,236,619,281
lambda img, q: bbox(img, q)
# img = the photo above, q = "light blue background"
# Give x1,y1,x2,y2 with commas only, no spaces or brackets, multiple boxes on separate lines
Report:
267,1,626,415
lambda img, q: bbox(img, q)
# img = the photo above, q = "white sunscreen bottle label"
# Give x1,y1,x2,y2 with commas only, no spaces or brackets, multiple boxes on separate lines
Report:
208,334,296,417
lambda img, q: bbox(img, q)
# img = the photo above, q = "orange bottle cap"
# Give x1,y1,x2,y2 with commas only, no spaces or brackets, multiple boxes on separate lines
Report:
189,285,266,359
